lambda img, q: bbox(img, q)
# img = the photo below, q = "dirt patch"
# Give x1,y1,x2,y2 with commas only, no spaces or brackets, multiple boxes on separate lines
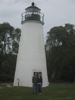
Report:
7,84,12,87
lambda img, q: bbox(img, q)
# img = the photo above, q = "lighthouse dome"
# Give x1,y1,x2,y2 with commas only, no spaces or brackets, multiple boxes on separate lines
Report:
25,2,41,12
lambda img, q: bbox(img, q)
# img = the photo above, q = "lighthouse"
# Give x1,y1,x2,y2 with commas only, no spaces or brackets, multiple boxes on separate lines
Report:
13,2,48,87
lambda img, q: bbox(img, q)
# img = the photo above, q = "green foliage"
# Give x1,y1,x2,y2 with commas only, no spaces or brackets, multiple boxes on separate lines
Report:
0,54,17,82
0,22,14,41
0,22,21,54
12,41,19,53
46,24,75,82
0,22,21,82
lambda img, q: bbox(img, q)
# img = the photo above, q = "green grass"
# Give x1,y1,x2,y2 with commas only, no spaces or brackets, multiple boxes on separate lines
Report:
0,83,75,100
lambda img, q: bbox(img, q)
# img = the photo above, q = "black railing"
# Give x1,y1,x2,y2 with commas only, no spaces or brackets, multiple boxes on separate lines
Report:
21,12,44,24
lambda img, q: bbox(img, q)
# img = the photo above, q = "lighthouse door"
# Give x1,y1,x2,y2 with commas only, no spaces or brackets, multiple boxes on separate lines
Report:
34,72,42,77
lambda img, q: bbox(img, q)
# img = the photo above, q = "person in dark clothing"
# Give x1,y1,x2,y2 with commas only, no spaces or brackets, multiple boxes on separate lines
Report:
37,74,42,95
32,72,38,94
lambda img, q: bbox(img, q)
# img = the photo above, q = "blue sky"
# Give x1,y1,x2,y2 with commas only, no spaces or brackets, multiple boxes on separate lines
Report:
0,0,75,42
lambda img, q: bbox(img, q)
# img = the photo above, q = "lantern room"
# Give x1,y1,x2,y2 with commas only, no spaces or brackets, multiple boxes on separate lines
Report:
21,2,44,24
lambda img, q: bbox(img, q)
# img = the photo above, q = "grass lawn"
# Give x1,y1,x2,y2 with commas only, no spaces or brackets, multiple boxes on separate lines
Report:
0,83,75,100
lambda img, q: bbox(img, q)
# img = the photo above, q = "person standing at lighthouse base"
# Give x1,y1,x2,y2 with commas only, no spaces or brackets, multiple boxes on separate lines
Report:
37,74,42,95
32,72,38,94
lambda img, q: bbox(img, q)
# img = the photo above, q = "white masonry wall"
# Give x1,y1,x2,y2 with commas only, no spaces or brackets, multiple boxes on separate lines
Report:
13,21,48,87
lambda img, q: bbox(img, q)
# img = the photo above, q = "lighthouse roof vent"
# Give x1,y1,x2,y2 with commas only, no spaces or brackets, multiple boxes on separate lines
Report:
25,2,41,12
32,2,34,6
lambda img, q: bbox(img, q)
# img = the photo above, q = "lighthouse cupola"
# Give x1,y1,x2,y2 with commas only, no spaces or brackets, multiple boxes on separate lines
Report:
21,2,44,24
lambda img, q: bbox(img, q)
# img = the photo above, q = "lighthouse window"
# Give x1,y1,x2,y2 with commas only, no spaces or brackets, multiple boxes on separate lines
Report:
26,12,32,15
33,12,38,14
26,12,29,15
29,12,31,14
38,12,40,15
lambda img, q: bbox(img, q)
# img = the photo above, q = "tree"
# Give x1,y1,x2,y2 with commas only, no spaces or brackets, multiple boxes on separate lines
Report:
0,22,14,54
46,24,75,82
0,22,21,54
12,28,21,54
0,22,21,82
0,54,17,82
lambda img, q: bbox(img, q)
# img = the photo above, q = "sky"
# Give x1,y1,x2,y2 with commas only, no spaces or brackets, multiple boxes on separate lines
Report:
0,0,75,42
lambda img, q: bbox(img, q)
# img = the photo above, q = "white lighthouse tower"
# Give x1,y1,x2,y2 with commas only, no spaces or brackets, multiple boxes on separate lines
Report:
13,2,48,87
